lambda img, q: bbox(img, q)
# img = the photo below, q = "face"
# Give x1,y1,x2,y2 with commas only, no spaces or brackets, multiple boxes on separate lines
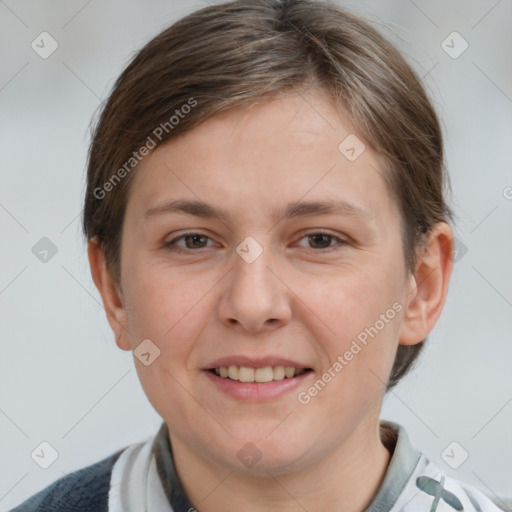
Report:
110,90,418,474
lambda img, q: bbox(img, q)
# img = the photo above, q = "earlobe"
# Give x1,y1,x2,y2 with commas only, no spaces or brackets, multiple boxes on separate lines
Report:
399,222,454,346
87,237,132,351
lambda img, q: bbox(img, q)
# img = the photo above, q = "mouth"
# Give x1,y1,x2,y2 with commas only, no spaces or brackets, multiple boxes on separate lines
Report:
207,365,313,383
202,356,315,401
204,365,314,401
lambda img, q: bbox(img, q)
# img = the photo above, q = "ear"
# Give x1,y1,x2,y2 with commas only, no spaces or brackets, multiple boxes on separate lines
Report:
399,222,454,346
87,237,131,351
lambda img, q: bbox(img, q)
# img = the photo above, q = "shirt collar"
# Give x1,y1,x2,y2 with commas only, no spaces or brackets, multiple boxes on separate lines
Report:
364,420,422,512
152,421,194,512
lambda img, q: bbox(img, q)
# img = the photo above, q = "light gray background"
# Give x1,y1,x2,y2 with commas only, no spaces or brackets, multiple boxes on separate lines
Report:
1,0,511,509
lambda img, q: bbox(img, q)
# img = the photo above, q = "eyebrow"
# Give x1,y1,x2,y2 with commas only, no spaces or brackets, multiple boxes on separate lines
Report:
143,198,373,224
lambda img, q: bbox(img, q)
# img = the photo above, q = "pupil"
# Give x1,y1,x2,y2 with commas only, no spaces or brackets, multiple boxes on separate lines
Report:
311,234,330,248
187,235,205,248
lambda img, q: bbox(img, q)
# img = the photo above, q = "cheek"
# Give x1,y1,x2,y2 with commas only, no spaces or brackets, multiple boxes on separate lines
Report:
316,268,399,334
123,253,194,334
305,263,404,389
122,263,222,384
123,269,203,412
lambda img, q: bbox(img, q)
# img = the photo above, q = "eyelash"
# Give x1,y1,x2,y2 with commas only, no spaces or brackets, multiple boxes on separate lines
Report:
164,231,347,253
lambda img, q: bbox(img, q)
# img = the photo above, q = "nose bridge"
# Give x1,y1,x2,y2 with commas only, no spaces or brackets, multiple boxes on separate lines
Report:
218,234,290,331
232,235,276,302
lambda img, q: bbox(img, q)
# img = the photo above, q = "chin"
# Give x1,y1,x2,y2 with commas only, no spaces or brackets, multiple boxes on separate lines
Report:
219,430,313,475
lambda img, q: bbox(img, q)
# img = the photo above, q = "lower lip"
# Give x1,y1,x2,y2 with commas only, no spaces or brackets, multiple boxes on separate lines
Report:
203,370,313,401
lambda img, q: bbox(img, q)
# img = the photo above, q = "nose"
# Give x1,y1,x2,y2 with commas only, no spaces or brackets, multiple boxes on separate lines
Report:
217,242,292,334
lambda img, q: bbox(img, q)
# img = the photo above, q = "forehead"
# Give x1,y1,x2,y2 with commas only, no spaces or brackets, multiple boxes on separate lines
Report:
127,91,397,227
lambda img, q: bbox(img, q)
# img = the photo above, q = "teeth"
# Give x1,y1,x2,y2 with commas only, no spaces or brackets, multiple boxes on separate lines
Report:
255,367,274,383
239,367,254,382
228,365,238,380
212,365,308,383
273,365,285,380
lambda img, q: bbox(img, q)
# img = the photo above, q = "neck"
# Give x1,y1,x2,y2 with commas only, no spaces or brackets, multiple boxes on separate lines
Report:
169,417,393,512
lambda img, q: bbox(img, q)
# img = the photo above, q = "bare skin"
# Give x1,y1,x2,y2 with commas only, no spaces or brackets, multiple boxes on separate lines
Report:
89,89,453,512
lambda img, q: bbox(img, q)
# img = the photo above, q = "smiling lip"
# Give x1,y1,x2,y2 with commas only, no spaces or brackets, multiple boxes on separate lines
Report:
204,367,313,401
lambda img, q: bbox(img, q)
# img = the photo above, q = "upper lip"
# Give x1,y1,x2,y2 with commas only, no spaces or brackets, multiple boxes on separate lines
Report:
204,356,312,370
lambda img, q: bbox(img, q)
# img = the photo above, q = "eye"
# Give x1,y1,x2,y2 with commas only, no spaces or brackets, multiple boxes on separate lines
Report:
164,231,346,253
164,232,215,251
296,232,347,251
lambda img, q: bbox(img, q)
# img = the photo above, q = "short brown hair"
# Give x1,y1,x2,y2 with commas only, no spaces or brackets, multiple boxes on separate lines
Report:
82,0,453,391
